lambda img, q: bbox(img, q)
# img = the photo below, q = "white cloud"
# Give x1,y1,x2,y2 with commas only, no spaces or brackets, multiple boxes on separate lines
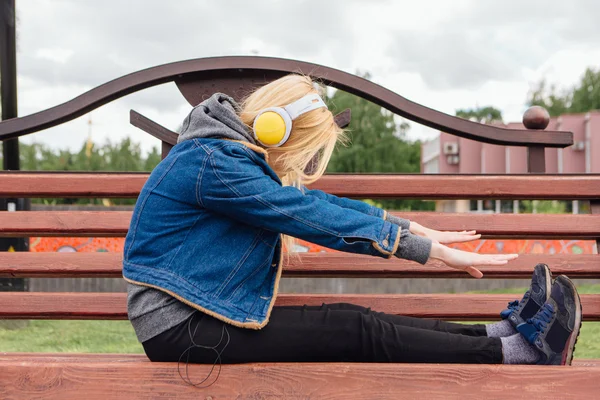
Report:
34,48,74,64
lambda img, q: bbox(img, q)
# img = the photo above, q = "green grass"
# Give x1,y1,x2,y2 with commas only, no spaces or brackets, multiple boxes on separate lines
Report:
0,320,143,354
1,285,599,358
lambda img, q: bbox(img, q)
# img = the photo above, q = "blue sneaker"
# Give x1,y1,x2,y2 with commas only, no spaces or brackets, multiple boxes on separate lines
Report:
516,275,582,365
501,263,552,328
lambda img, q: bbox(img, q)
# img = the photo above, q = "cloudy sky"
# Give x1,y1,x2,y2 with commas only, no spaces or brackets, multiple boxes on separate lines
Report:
11,0,600,154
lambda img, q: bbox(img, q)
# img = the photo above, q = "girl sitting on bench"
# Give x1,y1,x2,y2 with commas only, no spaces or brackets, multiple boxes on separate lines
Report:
123,74,582,379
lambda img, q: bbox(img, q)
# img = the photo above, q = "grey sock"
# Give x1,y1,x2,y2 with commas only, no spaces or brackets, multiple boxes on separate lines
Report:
501,333,540,364
486,320,516,337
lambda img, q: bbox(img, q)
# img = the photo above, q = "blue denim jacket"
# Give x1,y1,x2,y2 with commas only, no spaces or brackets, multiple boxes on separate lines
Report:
123,138,400,329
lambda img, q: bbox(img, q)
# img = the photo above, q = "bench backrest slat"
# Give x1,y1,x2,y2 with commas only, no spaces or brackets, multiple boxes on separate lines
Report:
2,211,599,238
1,252,597,279
2,173,600,199
2,292,598,321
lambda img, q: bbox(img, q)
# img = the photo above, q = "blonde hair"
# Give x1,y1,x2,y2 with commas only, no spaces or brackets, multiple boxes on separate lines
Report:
239,74,346,253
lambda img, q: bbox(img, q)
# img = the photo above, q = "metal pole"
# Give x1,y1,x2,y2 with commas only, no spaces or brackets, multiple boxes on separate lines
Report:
1,0,28,294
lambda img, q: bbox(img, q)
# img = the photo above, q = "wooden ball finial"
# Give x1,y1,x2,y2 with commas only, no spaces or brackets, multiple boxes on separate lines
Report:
523,106,550,130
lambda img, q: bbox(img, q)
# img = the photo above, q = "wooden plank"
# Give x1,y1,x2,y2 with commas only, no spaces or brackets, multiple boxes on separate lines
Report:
388,212,600,239
0,211,130,237
0,293,598,321
0,252,124,278
130,110,178,145
311,174,600,199
3,173,600,199
0,173,147,198
0,355,598,400
1,252,599,279
2,211,599,238
284,253,600,279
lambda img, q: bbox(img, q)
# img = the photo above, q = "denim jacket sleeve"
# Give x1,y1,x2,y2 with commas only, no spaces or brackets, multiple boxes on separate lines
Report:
200,144,401,258
301,186,384,217
301,187,411,230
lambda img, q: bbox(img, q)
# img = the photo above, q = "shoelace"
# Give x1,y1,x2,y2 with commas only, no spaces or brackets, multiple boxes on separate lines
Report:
500,291,530,319
516,302,555,344
527,303,555,334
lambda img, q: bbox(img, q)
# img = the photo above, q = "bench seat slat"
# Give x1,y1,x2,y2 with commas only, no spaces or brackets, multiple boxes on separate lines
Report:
3,172,600,199
1,292,598,321
2,211,600,238
1,252,599,279
0,354,599,399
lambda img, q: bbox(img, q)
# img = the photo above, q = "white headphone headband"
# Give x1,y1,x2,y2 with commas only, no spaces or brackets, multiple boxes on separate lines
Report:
284,93,328,120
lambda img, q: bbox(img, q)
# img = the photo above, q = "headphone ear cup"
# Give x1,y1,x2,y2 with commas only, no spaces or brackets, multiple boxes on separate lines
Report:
253,108,292,147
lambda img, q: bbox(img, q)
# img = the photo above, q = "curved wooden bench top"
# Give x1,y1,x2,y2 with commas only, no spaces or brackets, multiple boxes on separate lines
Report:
0,56,573,147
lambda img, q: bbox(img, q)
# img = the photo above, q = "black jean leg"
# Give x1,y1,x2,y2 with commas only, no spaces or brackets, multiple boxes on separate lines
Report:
143,306,502,364
279,302,488,336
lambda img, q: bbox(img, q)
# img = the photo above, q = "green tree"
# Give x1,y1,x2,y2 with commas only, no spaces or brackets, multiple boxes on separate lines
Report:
527,67,600,116
455,106,503,123
570,67,600,113
144,147,161,171
326,80,433,211
520,200,567,214
527,80,571,117
18,139,161,205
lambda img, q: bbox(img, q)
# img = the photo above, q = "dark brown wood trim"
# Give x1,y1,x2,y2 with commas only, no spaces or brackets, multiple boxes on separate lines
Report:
0,56,573,147
527,146,546,173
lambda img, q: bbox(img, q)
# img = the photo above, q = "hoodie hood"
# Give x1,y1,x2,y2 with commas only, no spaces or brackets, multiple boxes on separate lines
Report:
177,93,257,145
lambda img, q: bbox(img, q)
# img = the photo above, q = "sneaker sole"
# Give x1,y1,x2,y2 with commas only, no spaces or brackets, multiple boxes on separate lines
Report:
541,264,552,302
557,276,582,366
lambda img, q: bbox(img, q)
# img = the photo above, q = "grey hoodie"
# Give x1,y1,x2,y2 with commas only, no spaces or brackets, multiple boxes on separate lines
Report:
127,93,430,343
177,93,257,145
127,93,255,343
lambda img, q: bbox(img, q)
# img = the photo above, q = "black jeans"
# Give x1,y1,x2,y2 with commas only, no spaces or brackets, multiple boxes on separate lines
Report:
143,303,503,364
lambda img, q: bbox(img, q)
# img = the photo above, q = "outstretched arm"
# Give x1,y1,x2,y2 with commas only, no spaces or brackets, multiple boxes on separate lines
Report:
427,243,518,279
303,188,481,245
408,220,482,244
302,187,411,229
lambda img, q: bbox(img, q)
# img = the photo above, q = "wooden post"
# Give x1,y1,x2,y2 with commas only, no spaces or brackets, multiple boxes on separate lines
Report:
527,146,546,173
0,0,28,329
161,141,173,159
523,106,551,174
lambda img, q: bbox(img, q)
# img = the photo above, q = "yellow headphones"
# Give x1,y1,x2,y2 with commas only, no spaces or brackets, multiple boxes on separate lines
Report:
253,93,328,147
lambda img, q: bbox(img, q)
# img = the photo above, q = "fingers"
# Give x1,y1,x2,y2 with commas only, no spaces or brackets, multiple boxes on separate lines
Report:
474,259,509,266
472,253,519,266
464,266,483,279
449,233,481,243
438,230,481,244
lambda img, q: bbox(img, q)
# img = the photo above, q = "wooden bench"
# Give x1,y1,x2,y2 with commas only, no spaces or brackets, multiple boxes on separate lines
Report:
1,56,599,399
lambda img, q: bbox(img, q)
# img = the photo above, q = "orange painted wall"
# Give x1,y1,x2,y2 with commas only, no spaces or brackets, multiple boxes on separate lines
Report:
29,237,597,255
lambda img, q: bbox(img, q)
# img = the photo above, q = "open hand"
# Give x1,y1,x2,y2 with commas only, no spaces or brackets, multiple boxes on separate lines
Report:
410,222,481,245
430,243,518,279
